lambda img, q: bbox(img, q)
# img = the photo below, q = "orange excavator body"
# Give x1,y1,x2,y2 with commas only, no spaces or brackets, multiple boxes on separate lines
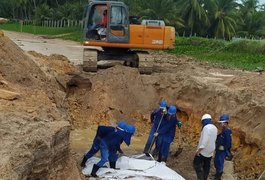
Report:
82,1,175,74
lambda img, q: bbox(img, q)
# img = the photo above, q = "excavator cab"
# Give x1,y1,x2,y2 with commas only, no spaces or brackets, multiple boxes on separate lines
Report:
84,1,129,43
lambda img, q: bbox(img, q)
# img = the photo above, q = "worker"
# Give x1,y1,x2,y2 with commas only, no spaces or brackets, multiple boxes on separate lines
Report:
90,124,136,177
193,114,217,180
214,114,232,180
96,9,108,27
108,124,136,169
143,100,168,155
80,121,126,168
154,105,182,163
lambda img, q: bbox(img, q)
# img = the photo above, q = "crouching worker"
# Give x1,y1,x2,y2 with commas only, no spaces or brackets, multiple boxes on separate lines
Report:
214,114,232,180
80,121,127,167
90,124,136,177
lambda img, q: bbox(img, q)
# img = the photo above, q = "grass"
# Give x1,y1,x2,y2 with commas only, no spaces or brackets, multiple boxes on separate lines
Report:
0,23,83,42
168,37,265,71
1,23,264,71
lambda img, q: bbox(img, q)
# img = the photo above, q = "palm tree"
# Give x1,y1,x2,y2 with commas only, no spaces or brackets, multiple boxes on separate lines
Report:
207,0,239,39
237,0,265,37
176,0,209,36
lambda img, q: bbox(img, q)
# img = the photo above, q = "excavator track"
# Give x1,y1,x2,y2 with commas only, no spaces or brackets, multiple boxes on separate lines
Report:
83,48,98,72
137,52,154,75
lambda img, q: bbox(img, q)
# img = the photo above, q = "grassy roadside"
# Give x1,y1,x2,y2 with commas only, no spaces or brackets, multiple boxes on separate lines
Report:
168,37,265,71
0,23,83,42
1,23,264,71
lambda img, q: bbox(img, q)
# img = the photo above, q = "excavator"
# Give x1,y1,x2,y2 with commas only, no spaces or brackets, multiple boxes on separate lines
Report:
83,0,175,74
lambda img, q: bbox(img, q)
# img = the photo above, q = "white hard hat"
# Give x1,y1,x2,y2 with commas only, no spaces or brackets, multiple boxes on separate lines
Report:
201,114,212,121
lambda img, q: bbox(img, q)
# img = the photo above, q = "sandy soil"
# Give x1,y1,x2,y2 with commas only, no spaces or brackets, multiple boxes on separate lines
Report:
1,30,265,180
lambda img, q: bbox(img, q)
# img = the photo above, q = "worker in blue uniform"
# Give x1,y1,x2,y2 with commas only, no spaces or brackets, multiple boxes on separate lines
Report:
80,121,126,168
90,124,136,177
154,105,182,162
108,124,136,169
143,100,168,155
214,114,232,180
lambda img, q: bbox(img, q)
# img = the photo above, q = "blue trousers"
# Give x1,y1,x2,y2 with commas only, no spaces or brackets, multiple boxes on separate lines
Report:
214,150,226,173
96,141,109,167
156,136,171,161
143,125,156,153
84,137,101,161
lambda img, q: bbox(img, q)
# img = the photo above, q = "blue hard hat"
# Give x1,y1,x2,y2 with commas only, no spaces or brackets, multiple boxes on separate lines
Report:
159,100,167,108
219,114,230,123
168,105,177,115
117,121,126,130
126,124,136,135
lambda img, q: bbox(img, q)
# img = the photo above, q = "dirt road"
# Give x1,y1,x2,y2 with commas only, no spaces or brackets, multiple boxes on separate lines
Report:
3,30,84,65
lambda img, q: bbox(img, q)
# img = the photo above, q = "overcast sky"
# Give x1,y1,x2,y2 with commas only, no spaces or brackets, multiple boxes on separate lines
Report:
260,0,265,4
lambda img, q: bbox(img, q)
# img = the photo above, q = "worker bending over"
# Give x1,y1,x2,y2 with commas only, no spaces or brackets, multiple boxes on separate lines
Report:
80,121,126,168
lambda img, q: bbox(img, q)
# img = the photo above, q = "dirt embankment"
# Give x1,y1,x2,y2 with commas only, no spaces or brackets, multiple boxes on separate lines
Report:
0,32,82,179
56,54,264,179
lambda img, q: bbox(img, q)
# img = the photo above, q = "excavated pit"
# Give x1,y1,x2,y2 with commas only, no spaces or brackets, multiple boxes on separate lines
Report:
1,31,265,180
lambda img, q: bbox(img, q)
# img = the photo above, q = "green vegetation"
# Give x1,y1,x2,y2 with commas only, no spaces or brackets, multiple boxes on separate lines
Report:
0,23,83,42
0,0,265,39
168,37,265,71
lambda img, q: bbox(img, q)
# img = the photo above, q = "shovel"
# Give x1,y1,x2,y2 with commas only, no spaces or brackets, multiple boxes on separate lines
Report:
174,128,183,157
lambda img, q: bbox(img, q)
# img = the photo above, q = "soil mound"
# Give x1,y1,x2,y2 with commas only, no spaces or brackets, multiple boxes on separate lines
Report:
0,32,81,179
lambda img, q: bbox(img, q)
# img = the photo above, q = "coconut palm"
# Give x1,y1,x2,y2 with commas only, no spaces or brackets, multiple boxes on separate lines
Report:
176,0,209,36
207,0,239,39
237,0,265,37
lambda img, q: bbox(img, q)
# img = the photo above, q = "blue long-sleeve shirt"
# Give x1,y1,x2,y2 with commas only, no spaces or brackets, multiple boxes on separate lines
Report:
102,129,127,152
216,127,232,151
95,126,115,138
157,115,179,143
150,107,168,129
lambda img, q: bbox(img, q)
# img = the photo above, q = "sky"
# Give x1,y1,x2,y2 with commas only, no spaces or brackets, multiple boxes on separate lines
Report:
260,0,265,4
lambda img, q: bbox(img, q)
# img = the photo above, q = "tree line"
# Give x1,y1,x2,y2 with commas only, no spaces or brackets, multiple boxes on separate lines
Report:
0,0,264,39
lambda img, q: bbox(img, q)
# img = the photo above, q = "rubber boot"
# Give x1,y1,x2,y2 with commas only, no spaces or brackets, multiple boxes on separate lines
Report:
80,155,87,168
157,155,162,162
161,157,167,163
91,164,100,177
214,172,223,180
109,161,116,169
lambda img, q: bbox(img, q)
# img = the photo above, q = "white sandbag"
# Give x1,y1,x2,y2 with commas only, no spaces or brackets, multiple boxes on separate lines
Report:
82,155,185,180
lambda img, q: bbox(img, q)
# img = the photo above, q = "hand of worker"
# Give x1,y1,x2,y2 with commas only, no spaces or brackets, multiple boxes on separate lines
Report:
177,121,182,128
162,107,167,114
154,132,159,137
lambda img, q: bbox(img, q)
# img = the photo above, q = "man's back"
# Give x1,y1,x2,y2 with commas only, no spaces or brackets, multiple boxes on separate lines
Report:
198,124,218,157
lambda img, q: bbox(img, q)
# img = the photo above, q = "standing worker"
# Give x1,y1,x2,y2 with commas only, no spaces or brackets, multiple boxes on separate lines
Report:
214,114,232,180
80,121,127,168
154,105,182,163
143,100,168,155
193,114,217,180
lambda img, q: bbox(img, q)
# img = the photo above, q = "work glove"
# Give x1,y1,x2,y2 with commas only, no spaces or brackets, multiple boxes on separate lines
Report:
177,121,182,128
154,132,159,137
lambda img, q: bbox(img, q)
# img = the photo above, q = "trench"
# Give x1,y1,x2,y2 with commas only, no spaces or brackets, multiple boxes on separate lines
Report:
1,31,264,179
62,65,265,180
